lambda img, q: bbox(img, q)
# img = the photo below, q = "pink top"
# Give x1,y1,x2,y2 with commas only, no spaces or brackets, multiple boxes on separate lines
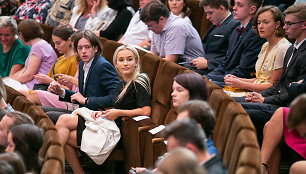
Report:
25,40,57,89
283,107,306,159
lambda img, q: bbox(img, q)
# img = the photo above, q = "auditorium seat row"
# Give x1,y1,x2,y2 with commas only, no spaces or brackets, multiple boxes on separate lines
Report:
7,10,260,173
5,86,64,174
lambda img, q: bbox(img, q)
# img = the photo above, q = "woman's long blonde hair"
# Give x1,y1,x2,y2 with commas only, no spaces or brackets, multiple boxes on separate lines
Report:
113,45,151,103
75,0,106,14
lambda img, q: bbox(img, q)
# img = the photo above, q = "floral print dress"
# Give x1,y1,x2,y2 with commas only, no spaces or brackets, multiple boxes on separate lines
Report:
13,0,52,23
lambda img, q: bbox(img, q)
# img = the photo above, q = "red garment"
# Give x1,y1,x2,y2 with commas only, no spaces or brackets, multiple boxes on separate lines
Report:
283,107,306,159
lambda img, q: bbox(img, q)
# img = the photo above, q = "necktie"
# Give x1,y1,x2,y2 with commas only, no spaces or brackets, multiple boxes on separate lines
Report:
236,27,244,35
216,24,219,27
286,47,297,67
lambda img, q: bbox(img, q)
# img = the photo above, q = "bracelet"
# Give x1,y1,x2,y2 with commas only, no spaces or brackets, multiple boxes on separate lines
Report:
85,97,89,106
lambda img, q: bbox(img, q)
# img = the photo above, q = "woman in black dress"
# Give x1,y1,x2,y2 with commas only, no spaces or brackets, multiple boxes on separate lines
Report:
92,44,151,120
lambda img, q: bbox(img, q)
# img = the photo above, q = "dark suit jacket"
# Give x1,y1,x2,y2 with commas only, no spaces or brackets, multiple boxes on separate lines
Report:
202,13,240,72
206,18,265,81
262,0,295,12
60,55,119,110
260,41,306,106
288,76,306,101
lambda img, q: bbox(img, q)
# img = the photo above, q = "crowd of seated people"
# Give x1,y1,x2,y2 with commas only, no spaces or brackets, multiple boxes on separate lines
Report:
0,0,306,173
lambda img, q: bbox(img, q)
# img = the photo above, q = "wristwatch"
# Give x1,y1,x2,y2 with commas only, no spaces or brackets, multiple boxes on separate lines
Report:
85,97,89,106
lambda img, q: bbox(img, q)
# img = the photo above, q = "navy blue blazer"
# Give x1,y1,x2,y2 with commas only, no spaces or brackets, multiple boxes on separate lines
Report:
260,41,306,106
206,18,265,81
202,13,239,71
60,55,119,110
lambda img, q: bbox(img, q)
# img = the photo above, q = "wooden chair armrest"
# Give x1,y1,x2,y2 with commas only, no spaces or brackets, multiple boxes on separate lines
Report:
138,126,152,132
152,138,164,143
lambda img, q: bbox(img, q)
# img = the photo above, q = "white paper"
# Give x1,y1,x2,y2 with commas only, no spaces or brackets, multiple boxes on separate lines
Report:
132,116,150,121
149,125,166,135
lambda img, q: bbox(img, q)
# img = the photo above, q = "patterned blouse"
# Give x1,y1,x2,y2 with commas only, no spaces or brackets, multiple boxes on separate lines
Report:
13,0,52,23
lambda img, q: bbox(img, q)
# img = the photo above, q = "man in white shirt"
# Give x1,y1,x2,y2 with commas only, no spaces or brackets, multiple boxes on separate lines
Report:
118,0,153,46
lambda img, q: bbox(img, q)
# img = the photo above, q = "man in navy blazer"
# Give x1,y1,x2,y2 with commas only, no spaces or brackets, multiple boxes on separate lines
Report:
191,0,240,75
205,0,265,87
47,30,119,123
60,55,119,110
241,3,306,143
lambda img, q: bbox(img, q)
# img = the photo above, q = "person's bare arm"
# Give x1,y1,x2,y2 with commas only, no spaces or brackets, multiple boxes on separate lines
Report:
165,54,180,63
12,55,41,84
8,64,24,77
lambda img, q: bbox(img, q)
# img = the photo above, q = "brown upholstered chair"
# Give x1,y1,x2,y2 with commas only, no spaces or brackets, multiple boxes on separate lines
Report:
227,131,261,174
4,85,23,105
12,95,34,113
27,105,48,123
40,159,63,174
204,79,222,100
39,130,62,159
209,89,234,143
222,115,257,168
138,61,188,168
101,40,122,63
214,102,247,157
44,145,65,173
37,118,57,134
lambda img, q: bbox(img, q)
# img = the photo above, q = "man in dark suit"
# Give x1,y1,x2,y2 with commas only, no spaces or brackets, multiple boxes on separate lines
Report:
46,30,119,123
241,3,306,143
191,0,240,75
205,0,265,87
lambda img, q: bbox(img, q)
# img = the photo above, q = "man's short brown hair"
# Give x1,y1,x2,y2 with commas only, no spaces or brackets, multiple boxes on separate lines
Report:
199,0,229,10
284,3,306,21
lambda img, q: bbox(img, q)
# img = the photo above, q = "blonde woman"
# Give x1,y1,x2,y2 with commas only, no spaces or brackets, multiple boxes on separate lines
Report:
92,44,151,121
69,0,117,31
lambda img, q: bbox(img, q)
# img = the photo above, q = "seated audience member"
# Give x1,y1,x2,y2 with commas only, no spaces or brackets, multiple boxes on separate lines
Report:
118,0,153,47
6,124,43,174
141,0,193,50
0,111,34,153
191,0,239,75
240,3,306,144
224,6,290,96
13,0,53,23
205,0,265,87
94,0,135,41
261,94,306,174
69,0,117,31
0,152,26,174
172,73,208,109
4,19,57,90
177,100,218,155
157,147,206,174
0,16,30,78
45,0,75,26
25,25,78,106
163,119,227,174
56,45,150,173
0,76,14,117
166,0,192,25
0,0,19,16
262,0,295,12
140,1,204,67
46,30,119,123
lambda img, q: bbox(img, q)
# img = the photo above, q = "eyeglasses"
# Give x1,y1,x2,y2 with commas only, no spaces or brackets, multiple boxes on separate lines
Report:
284,21,305,27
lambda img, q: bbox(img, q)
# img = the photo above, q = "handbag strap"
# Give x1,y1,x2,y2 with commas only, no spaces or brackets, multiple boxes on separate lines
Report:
52,59,58,81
